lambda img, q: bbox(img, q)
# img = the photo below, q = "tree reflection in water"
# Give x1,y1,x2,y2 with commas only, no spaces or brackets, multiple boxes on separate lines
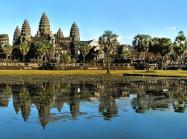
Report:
99,81,118,120
0,78,187,128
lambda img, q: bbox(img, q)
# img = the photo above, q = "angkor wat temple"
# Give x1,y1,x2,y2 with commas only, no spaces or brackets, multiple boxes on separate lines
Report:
13,12,80,44
1,13,79,44
0,12,89,62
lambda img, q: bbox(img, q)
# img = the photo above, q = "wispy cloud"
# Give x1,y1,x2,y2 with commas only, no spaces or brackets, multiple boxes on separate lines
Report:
165,26,177,31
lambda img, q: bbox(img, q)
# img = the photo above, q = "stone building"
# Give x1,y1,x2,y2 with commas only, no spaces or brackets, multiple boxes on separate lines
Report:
70,22,80,41
0,34,9,46
12,12,82,60
37,12,52,38
21,19,31,43
13,26,21,45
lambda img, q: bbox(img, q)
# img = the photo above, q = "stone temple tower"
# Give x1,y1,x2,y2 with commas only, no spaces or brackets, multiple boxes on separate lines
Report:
13,26,21,45
70,22,80,41
56,28,64,39
21,19,31,43
0,34,9,46
38,12,51,38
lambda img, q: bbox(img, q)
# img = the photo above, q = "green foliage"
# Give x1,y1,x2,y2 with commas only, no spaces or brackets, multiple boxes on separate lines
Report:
158,38,172,57
37,40,53,56
37,40,53,62
118,46,131,59
150,37,172,57
2,44,12,55
60,53,71,64
1,44,13,61
173,31,187,57
20,88,30,102
78,42,91,57
99,30,119,54
99,30,119,74
19,42,30,62
122,48,131,59
77,42,91,62
133,34,151,53
149,37,161,55
19,42,30,56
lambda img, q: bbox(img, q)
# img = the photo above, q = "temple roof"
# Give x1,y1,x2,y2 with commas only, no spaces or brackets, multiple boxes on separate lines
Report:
38,12,51,37
56,28,64,38
70,22,80,41
21,19,31,41
13,26,21,42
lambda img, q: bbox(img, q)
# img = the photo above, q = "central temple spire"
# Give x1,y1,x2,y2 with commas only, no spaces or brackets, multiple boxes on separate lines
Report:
21,19,31,42
70,22,80,41
38,12,51,38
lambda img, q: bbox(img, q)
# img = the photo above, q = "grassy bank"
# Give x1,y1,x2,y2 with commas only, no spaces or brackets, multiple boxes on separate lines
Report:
0,70,124,76
124,70,187,77
0,70,186,77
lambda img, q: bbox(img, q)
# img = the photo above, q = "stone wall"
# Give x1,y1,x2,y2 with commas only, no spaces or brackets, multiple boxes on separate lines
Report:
0,62,135,70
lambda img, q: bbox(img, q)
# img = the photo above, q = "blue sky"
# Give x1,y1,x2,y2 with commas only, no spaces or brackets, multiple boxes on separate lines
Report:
0,0,187,44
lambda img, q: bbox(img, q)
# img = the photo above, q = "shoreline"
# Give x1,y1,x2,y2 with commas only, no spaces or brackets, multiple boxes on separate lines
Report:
0,70,186,78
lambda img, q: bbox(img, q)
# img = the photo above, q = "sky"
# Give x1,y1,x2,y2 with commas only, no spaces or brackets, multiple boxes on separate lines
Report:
0,0,187,45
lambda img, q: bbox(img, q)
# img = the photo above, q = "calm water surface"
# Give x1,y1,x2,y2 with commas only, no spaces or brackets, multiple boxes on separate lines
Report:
0,77,187,139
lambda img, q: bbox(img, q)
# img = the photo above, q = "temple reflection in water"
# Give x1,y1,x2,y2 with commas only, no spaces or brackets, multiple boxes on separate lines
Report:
0,78,187,129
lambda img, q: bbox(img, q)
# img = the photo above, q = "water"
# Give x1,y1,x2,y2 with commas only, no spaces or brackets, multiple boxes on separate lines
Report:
0,77,187,139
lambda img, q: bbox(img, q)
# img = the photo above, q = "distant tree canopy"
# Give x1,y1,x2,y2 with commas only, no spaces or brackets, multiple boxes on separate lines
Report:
37,40,53,62
77,42,91,63
133,34,151,53
173,31,187,58
60,53,71,64
1,29,187,70
99,30,119,55
98,30,119,73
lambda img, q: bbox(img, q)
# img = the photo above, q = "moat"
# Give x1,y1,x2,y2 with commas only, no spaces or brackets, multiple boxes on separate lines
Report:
1,77,187,139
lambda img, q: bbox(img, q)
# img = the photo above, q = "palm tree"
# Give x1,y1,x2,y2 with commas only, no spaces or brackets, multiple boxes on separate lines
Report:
2,44,13,62
149,37,161,58
173,31,187,68
60,53,71,64
99,31,119,74
133,34,151,61
37,40,53,62
122,47,131,60
159,38,172,69
78,42,91,63
19,42,30,62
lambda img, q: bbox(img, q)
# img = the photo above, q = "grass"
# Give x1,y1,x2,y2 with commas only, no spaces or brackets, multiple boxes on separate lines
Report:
0,70,186,77
123,70,187,77
0,70,124,76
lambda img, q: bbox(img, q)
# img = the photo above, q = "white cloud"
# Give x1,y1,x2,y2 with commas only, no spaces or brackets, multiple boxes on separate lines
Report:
123,35,134,45
118,35,124,42
165,26,177,31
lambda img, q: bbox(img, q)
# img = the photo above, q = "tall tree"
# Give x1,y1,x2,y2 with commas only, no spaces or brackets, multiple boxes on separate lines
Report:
117,45,131,60
2,44,13,62
132,34,151,60
149,37,162,57
99,31,119,74
19,42,30,62
123,47,131,60
37,40,53,62
78,42,91,63
159,38,172,69
60,53,71,64
173,31,187,68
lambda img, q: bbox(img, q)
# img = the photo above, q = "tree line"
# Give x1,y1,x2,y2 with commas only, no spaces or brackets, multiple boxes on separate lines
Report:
0,31,187,70
131,31,187,69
